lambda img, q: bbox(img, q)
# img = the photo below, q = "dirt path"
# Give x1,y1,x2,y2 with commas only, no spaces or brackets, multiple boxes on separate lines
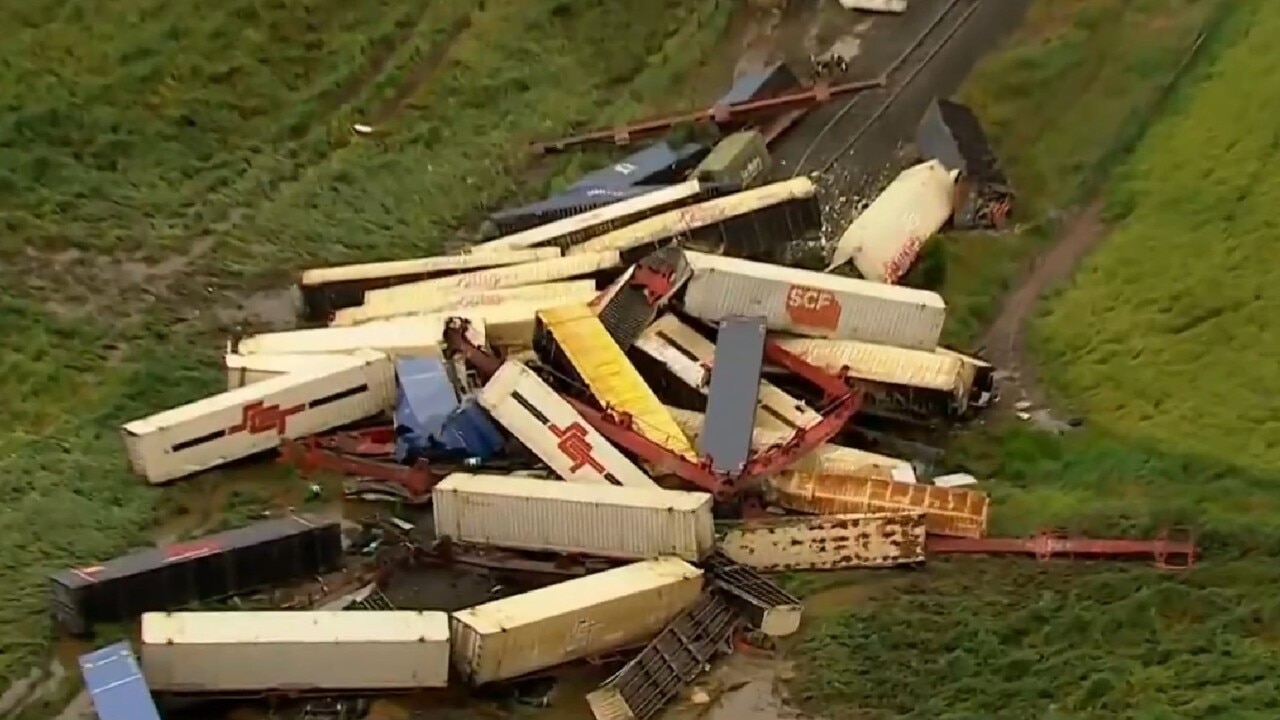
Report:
981,199,1106,408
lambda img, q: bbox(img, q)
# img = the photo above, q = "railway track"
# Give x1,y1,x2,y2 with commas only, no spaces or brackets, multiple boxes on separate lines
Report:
788,0,983,177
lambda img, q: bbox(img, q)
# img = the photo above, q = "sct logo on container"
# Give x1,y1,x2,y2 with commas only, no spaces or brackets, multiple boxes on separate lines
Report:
785,285,842,331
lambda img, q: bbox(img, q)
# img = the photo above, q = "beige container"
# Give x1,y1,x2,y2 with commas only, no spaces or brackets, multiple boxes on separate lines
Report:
433,473,715,561
121,351,394,484
768,473,990,538
232,314,485,359
330,280,598,326
450,557,703,684
473,180,706,252
477,361,656,488
362,251,622,313
681,251,946,350
571,177,816,255
223,352,356,390
140,611,450,692
632,315,820,431
720,513,927,571
299,248,560,287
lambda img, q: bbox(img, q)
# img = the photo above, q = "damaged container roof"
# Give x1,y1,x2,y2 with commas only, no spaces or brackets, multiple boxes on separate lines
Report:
483,186,663,239
568,141,710,192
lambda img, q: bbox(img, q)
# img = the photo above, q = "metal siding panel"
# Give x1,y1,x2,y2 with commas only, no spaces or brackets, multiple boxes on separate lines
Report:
772,337,966,398
79,643,163,720
477,361,656,487
569,143,708,192
299,248,559,286
363,252,622,312
223,352,355,390
701,317,767,474
330,280,596,326
681,252,945,350
915,100,966,173
122,354,395,484
488,187,660,235
719,513,927,570
450,558,704,685
432,474,714,560
767,473,989,538
235,316,481,358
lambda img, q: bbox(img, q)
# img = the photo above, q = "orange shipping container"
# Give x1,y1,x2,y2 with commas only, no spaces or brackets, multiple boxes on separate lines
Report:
767,473,989,538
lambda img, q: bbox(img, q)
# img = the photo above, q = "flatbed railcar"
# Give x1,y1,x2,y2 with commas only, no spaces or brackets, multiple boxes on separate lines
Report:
50,514,343,636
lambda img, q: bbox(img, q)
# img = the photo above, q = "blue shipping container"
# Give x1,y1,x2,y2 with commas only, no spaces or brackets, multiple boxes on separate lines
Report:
485,186,661,237
394,357,459,462
568,142,708,192
716,63,802,107
79,642,162,720
436,399,505,460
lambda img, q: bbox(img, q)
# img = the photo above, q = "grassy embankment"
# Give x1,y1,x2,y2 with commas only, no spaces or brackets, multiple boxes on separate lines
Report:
792,0,1280,717
0,0,734,692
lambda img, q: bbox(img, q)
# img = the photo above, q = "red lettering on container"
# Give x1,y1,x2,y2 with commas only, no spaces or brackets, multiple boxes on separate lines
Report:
229,401,303,436
882,238,925,285
164,539,221,563
785,285,842,331
548,422,606,475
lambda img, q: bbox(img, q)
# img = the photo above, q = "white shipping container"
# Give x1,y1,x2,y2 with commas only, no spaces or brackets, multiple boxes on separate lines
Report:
450,557,703,684
330,280,598,326
141,611,450,693
719,513,927,571
664,405,916,482
632,315,821,432
571,177,816,255
771,337,973,407
299,247,560,287
681,251,946,350
233,315,485,359
433,473,715,561
362,251,622,313
477,360,656,488
473,181,706,252
828,160,957,281
838,0,908,14
223,352,356,390
122,352,394,484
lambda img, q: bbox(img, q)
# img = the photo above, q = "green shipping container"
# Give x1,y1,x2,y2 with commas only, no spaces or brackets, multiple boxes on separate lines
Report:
693,131,770,188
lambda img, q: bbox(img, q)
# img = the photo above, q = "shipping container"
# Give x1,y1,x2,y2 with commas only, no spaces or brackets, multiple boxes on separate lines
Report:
571,178,817,256
632,315,820,432
223,352,356,390
701,316,767,474
665,405,916,481
716,63,802,106
916,99,1008,187
681,251,946,350
484,187,662,238
477,360,656,488
50,515,342,635
770,337,977,419
450,557,703,684
536,303,694,459
692,131,771,188
141,611,450,694
937,348,997,408
596,245,693,350
838,0,908,13
361,252,623,314
122,352,395,484
79,643,162,720
331,280,597,326
474,181,737,253
568,142,709,192
768,473,989,538
234,315,485,359
719,513,926,571
827,160,957,282
433,473,715,561
297,248,560,321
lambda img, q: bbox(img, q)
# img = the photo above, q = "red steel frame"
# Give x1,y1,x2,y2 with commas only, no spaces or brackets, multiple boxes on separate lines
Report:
926,528,1198,569
278,437,440,501
530,78,886,154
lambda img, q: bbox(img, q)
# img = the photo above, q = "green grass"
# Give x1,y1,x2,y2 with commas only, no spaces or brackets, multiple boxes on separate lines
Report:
0,0,735,688
789,1,1280,717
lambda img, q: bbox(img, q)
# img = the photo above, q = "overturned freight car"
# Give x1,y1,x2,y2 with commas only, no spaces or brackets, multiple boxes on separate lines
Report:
51,515,343,635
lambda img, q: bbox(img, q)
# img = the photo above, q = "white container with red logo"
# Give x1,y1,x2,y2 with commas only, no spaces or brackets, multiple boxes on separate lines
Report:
681,251,946,350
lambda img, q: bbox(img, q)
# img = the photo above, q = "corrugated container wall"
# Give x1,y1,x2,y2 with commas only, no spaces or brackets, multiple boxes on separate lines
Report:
767,473,989,538
141,611,451,692
432,473,715,561
827,160,957,282
362,252,623,313
223,352,356,390
719,513,927,571
476,361,656,488
680,251,946,350
450,557,703,684
771,337,972,405
233,315,486,359
122,352,395,484
330,280,597,326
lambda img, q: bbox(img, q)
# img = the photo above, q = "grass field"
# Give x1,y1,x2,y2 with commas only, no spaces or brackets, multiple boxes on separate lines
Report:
791,1,1280,717
0,0,734,691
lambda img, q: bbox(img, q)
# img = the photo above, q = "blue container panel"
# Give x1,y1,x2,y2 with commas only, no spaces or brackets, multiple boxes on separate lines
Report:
438,400,505,459
487,186,660,236
717,63,802,107
568,142,709,192
79,642,163,720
